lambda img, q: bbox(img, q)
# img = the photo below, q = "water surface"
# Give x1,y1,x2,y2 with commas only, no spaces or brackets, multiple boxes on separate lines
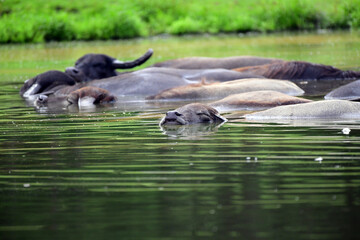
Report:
1,31,360,240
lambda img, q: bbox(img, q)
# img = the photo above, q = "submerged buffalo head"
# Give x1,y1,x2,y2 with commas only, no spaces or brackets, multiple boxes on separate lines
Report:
34,86,116,109
20,70,76,98
160,103,227,125
65,49,153,82
67,86,117,106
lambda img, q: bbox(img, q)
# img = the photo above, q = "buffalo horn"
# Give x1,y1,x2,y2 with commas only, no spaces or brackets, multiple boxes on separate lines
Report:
112,49,153,69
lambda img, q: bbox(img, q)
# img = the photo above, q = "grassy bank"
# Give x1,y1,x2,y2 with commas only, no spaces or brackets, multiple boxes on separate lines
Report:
1,0,360,44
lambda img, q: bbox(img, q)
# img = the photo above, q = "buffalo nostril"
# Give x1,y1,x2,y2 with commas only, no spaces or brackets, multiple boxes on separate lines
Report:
162,111,186,125
36,94,48,103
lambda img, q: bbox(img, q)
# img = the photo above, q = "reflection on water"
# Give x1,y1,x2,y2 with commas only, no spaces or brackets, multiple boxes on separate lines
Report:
160,122,224,139
1,31,360,239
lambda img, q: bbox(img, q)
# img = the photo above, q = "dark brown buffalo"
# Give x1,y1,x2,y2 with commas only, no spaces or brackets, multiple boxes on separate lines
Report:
232,61,360,95
233,61,360,80
65,49,153,81
160,103,227,125
152,56,283,69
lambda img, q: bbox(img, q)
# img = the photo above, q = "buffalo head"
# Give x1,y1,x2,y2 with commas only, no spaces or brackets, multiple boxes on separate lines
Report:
20,70,76,98
65,49,153,82
160,103,227,125
67,86,117,106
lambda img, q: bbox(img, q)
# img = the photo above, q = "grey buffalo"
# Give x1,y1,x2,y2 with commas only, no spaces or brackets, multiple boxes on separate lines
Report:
325,79,360,101
160,103,227,125
244,100,360,120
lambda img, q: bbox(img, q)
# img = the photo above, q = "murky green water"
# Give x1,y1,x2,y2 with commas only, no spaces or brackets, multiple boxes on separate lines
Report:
1,31,360,239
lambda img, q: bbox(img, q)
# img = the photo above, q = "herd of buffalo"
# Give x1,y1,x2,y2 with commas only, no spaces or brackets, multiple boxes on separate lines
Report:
19,48,360,125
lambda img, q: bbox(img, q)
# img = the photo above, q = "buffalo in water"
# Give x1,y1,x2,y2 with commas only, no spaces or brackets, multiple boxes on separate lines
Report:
244,100,360,120
65,49,154,81
161,99,360,125
232,61,360,80
160,103,227,125
147,78,304,101
209,90,312,111
151,56,282,69
324,79,360,101
35,86,117,108
160,91,311,125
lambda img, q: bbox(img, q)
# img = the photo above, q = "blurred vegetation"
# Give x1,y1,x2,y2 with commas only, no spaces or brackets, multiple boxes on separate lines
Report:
1,0,360,43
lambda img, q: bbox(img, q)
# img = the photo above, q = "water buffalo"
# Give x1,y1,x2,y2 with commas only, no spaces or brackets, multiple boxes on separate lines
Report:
159,91,311,125
324,79,360,101
152,56,283,69
233,61,360,80
65,49,154,81
232,61,360,95
67,86,117,106
160,103,227,125
244,100,360,120
35,86,116,108
147,79,304,101
209,90,312,111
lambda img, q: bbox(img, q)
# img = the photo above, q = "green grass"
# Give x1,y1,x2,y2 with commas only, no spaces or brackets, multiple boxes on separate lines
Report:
1,0,360,43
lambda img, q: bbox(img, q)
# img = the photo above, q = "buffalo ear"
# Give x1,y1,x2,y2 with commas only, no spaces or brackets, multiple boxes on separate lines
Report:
93,93,106,104
112,49,153,69
205,106,227,123
66,92,79,105
214,113,227,123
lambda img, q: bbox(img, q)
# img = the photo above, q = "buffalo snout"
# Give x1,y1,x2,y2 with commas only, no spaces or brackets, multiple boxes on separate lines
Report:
161,111,186,125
